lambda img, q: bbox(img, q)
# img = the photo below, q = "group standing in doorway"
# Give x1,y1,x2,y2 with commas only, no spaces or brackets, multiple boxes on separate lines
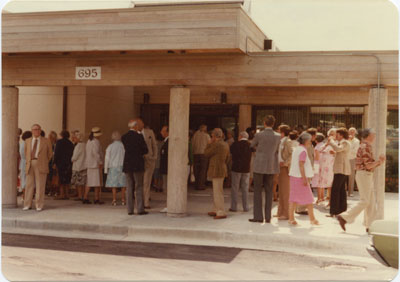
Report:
17,115,385,232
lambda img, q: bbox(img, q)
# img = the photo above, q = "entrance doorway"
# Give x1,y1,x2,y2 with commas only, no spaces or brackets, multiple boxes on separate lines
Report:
141,104,238,136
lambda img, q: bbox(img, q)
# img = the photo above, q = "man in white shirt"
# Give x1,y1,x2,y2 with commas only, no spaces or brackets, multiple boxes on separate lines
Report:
23,124,53,211
348,127,360,197
192,124,211,190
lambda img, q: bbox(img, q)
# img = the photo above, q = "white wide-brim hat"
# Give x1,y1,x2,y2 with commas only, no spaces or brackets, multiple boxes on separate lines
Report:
91,127,102,137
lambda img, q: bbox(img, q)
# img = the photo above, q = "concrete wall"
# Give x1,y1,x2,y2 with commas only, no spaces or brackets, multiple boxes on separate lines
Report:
17,86,63,136
85,86,135,150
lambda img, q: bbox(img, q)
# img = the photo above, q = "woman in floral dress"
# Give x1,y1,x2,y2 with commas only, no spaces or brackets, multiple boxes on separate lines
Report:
319,128,336,207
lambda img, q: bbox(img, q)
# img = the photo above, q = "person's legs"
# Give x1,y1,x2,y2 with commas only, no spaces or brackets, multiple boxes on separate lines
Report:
143,160,155,207
230,171,240,211
193,154,201,189
199,154,208,189
278,167,290,218
121,187,126,204
212,178,226,217
94,187,100,201
125,172,135,214
341,171,373,225
330,174,340,215
339,174,348,214
348,159,356,196
240,173,250,211
112,188,117,203
272,174,278,201
264,174,274,222
24,166,35,209
134,172,145,213
288,202,297,223
307,204,317,222
252,173,264,221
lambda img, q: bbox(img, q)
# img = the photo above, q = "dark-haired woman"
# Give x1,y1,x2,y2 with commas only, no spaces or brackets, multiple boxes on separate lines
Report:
84,127,104,204
326,127,351,217
53,130,74,200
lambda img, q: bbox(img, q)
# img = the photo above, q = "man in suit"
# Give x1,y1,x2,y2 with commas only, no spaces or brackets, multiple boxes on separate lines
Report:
23,124,53,211
249,115,281,223
121,118,148,215
159,125,169,213
141,125,158,209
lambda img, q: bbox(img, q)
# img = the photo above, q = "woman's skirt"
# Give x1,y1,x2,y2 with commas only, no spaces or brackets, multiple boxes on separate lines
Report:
289,176,314,205
87,168,101,187
71,169,87,186
105,166,126,188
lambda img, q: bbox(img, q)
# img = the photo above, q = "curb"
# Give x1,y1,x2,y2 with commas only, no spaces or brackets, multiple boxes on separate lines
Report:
2,217,369,258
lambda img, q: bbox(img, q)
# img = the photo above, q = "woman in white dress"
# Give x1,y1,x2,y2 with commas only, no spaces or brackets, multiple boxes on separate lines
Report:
104,131,126,206
83,127,104,204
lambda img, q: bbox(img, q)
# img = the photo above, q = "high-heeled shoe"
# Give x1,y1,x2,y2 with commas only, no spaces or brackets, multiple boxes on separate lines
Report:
288,220,298,226
111,200,117,206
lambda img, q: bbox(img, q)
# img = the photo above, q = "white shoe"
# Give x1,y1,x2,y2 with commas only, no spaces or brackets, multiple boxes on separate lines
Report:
36,208,42,212
22,207,30,211
160,207,167,213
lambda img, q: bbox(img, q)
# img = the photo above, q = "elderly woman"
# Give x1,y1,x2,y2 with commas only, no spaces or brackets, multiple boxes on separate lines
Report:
71,130,86,201
104,131,126,206
84,127,104,205
288,133,319,226
204,128,230,220
53,130,74,200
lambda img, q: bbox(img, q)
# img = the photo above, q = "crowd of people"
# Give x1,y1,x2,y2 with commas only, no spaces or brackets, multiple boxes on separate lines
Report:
17,115,385,231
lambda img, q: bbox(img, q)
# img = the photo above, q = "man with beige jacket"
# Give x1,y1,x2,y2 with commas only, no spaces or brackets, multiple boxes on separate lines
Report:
204,128,230,219
23,124,53,211
141,126,158,209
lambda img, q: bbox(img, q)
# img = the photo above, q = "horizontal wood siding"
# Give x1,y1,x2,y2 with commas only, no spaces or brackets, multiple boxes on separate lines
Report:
238,8,266,52
134,86,399,106
2,51,398,87
2,5,241,53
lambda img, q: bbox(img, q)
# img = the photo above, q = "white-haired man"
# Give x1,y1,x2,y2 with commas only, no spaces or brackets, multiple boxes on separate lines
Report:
121,119,148,215
348,127,360,197
23,124,53,211
204,128,230,219
229,131,252,212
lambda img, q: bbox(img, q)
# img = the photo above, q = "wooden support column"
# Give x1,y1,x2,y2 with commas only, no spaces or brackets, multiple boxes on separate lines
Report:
239,105,252,133
167,86,190,217
2,86,19,208
367,87,388,220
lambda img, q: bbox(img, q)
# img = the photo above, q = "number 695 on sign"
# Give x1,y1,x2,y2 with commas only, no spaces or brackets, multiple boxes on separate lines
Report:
75,67,101,80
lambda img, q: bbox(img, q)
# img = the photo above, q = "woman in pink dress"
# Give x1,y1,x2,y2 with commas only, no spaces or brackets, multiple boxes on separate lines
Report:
288,133,319,226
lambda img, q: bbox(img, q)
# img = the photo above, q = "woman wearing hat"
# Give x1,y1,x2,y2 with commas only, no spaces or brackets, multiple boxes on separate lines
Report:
83,127,104,204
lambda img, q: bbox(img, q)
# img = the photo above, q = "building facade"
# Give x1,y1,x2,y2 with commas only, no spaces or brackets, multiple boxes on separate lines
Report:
2,2,398,217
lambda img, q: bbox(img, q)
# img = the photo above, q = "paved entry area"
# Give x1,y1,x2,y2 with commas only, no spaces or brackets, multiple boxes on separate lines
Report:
2,188,398,266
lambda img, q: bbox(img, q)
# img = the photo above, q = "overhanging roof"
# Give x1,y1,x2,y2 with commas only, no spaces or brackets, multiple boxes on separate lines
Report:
2,1,271,54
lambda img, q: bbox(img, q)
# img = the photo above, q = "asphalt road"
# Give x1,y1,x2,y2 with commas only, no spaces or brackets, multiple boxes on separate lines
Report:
2,233,398,281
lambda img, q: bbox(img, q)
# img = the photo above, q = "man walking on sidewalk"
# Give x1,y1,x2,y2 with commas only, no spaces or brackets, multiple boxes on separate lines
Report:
249,115,280,223
337,128,385,232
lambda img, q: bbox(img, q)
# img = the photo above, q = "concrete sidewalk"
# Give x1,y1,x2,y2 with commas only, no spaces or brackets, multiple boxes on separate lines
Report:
2,187,398,263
